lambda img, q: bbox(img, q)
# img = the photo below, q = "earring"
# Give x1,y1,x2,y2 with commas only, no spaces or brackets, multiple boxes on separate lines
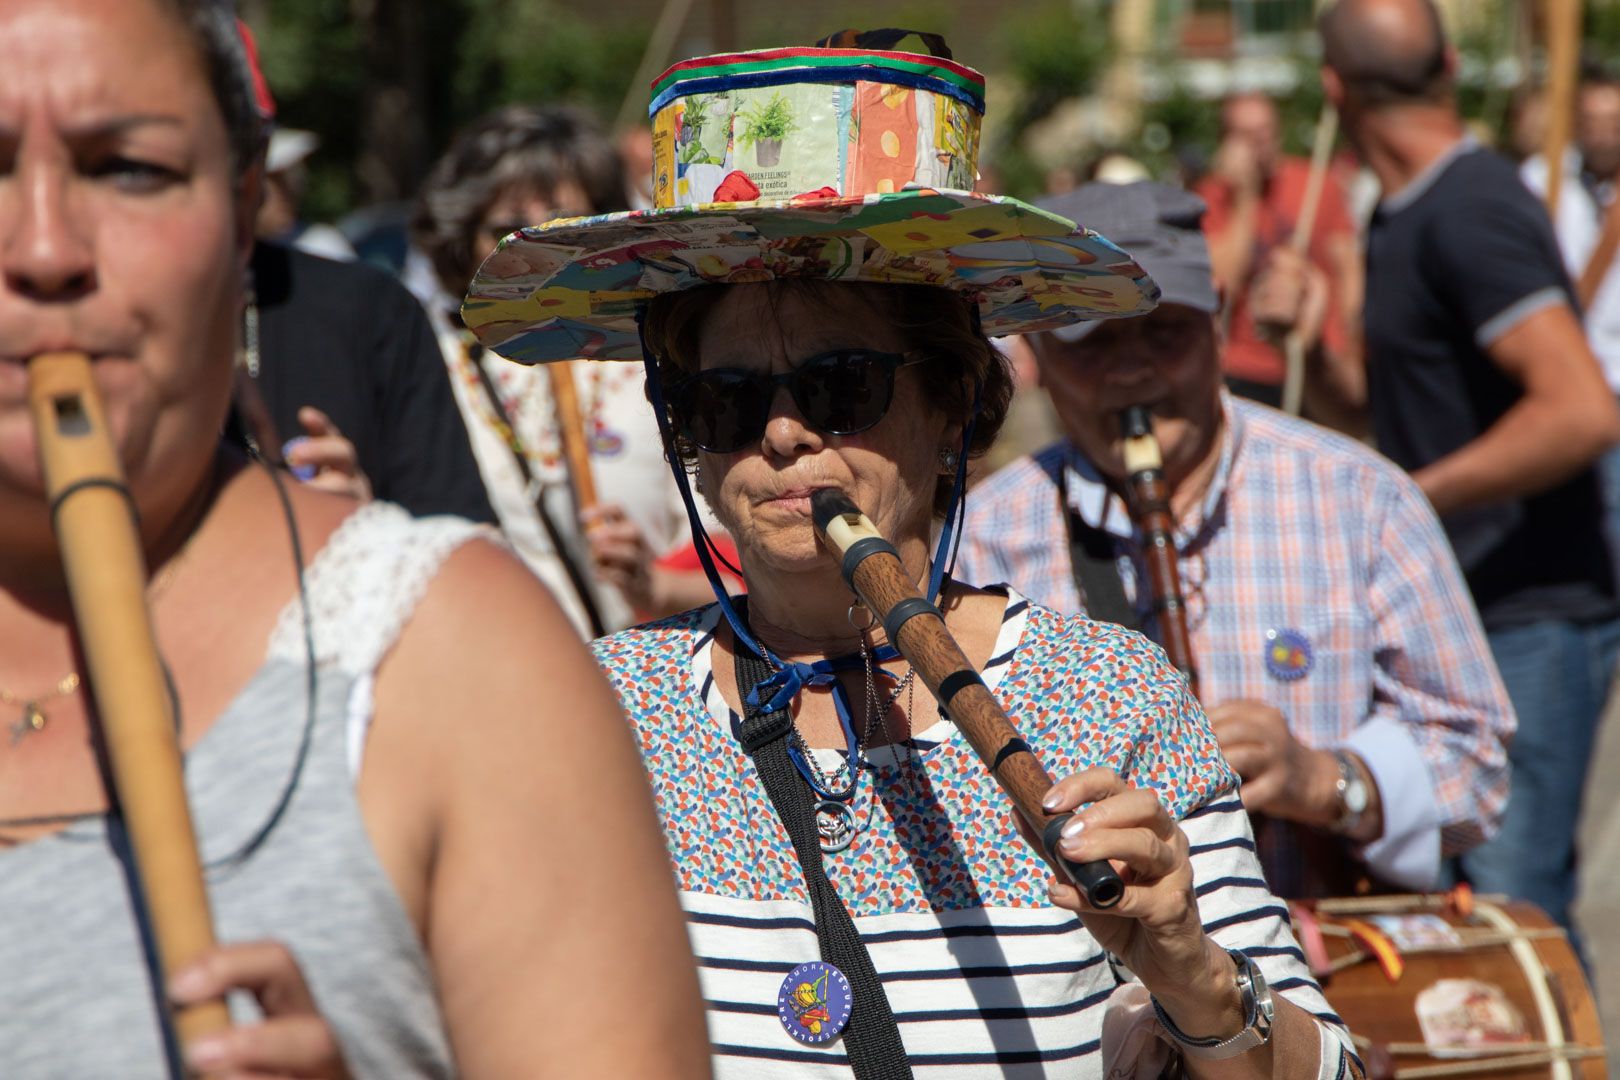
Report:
937,448,960,475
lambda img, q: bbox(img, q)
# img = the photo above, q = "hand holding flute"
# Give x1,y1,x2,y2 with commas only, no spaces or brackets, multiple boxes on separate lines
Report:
810,488,1124,908
809,489,1269,1042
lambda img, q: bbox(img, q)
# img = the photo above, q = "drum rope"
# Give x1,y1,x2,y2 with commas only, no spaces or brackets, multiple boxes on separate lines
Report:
1473,898,1574,1080
1369,1045,1607,1078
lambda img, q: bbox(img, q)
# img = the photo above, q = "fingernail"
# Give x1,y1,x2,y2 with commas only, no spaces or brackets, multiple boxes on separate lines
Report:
185,1036,227,1070
1041,789,1063,810
1061,816,1086,839
167,966,207,1001
281,439,315,481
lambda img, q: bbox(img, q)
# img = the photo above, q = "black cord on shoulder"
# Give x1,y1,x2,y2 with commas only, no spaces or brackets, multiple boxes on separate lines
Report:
205,439,319,870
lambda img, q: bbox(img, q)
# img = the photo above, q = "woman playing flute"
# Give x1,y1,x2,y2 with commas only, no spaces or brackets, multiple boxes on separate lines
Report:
0,1,706,1076
463,34,1360,1079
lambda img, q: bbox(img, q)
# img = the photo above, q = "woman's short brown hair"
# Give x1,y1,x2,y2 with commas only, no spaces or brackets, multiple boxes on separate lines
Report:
413,104,626,301
641,280,1013,517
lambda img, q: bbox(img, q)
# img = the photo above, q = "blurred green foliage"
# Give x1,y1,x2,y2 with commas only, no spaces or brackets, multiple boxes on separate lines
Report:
991,0,1111,197
253,0,1576,223
452,1,650,124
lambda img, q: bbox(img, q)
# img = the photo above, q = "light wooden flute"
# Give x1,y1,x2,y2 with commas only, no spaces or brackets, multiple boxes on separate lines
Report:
28,352,230,1064
810,489,1124,908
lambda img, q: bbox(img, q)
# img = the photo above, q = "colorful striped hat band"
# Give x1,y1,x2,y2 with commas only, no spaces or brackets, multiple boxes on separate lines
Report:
649,46,985,208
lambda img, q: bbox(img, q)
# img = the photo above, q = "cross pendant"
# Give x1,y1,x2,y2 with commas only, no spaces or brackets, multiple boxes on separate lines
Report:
9,702,44,746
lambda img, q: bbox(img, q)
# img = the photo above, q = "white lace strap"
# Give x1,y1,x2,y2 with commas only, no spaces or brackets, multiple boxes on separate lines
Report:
267,502,490,675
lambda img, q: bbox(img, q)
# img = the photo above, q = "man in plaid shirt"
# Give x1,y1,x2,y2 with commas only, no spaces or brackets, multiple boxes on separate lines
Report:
958,181,1514,898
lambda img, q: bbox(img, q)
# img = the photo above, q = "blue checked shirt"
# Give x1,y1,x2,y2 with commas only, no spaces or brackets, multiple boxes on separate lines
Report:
957,395,1514,895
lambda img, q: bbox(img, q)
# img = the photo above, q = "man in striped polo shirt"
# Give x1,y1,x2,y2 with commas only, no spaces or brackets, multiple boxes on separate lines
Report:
958,181,1514,899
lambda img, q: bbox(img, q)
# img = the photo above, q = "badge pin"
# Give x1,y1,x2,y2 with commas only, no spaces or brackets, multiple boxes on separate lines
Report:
1263,627,1313,681
778,961,853,1045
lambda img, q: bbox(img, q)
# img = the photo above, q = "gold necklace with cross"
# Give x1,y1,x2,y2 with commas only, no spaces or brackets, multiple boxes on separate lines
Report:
2,672,81,745
1,534,195,747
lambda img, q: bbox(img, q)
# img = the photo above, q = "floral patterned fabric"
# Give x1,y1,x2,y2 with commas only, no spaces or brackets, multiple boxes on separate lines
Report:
593,593,1235,914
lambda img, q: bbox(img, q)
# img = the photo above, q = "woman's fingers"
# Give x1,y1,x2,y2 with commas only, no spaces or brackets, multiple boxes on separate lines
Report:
184,1016,346,1078
1058,823,1180,883
296,406,339,439
1038,767,1127,814
171,942,350,1078
171,941,317,1015
284,437,359,476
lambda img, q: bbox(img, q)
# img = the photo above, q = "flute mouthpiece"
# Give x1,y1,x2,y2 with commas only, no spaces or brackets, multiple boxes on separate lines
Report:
1119,406,1163,474
1120,405,1153,439
810,488,861,533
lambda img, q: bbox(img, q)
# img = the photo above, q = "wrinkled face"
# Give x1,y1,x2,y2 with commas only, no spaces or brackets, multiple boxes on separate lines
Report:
686,284,956,577
0,0,252,505
1223,96,1281,177
1032,304,1223,485
1578,84,1620,182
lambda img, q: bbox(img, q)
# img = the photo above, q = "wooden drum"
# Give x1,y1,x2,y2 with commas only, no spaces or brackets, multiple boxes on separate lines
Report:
1292,889,1607,1078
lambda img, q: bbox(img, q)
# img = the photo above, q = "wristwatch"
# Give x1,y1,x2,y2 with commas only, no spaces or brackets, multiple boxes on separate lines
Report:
1152,949,1275,1060
1329,750,1372,836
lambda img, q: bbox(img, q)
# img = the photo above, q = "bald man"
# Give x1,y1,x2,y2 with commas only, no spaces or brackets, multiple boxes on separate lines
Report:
1320,0,1620,935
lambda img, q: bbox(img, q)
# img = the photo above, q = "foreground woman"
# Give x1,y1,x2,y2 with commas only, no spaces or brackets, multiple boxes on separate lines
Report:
0,1,706,1076
465,35,1360,1078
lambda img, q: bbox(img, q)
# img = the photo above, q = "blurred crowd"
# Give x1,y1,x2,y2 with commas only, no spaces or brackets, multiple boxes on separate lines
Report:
255,4,1620,934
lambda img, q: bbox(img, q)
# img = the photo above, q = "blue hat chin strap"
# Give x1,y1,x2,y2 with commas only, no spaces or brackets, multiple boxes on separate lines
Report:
635,309,977,721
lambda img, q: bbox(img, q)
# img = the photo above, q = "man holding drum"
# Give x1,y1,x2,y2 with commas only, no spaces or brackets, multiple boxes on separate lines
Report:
959,181,1514,900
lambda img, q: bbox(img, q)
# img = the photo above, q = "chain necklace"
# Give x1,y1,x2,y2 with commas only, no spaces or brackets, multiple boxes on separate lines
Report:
0,537,194,748
2,673,79,745
858,630,921,801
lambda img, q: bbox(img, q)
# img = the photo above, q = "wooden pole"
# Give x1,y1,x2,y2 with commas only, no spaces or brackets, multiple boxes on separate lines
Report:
548,361,598,513
1281,104,1340,417
613,0,697,133
28,352,231,1067
1541,0,1581,218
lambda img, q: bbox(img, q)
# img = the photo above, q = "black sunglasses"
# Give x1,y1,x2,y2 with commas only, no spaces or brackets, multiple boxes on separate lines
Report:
666,349,924,453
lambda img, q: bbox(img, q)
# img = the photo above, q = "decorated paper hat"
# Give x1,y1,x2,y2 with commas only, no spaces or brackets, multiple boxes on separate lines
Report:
461,31,1161,363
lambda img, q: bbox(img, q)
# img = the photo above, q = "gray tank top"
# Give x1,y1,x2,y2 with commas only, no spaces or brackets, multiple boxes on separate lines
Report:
0,503,484,1079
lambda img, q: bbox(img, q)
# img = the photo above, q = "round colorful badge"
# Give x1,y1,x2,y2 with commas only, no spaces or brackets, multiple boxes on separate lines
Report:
778,961,853,1045
1263,627,1313,681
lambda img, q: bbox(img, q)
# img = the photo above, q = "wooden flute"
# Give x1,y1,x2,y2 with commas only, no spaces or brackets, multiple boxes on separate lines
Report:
810,489,1124,909
1120,405,1200,695
28,352,230,1064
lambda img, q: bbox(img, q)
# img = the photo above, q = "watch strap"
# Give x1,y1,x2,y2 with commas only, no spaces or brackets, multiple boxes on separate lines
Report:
1329,750,1371,835
1151,949,1274,1061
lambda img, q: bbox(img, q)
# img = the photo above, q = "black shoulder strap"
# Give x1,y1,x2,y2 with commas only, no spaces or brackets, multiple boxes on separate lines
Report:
732,645,913,1079
1057,483,1139,631
467,349,607,638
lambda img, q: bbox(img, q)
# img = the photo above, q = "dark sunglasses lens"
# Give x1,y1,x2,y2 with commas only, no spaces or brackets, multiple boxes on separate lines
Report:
675,371,768,452
796,351,895,434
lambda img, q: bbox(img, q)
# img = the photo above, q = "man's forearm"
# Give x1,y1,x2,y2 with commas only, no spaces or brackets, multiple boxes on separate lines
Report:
1209,191,1260,290
1415,394,1618,515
